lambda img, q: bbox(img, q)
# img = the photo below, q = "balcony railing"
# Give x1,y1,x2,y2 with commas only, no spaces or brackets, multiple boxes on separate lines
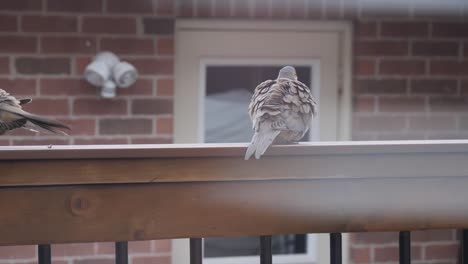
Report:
1,140,468,264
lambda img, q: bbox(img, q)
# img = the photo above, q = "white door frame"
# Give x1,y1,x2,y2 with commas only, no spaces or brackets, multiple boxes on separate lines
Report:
172,19,353,264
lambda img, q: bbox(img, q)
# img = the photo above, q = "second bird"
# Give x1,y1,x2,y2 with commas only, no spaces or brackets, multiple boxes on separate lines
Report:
245,66,317,160
0,89,70,135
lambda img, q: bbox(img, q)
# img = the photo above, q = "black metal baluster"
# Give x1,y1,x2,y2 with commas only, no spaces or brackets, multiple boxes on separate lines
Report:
190,238,203,264
399,231,411,264
115,241,128,264
260,236,272,264
330,233,342,264
38,244,51,264
462,229,468,264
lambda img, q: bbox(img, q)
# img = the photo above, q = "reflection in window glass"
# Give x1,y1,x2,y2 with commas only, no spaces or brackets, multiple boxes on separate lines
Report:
204,66,312,143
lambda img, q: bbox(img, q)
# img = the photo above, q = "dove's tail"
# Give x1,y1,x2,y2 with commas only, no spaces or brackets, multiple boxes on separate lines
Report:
245,129,281,160
23,112,70,135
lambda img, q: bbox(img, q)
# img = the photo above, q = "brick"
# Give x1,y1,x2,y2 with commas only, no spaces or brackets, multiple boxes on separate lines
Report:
99,118,153,135
411,79,457,94
0,36,37,53
355,41,408,56
47,0,103,12
0,0,41,11
143,18,175,35
355,79,407,94
131,137,173,144
354,96,375,112
0,139,10,146
41,37,97,54
12,138,70,146
156,116,173,134
22,15,77,33
374,246,398,262
154,240,171,252
379,97,426,112
100,38,155,55
379,60,426,75
461,80,468,95
0,245,36,259
409,116,456,130
0,78,36,95
271,0,288,19
253,0,270,18
16,58,70,75
156,78,174,96
233,0,251,18
381,22,429,38
350,247,370,263
158,37,174,55
73,259,114,264
53,243,95,257
412,41,459,57
306,0,323,19
73,99,127,115
132,99,173,115
125,58,173,75
74,138,128,145
355,59,375,76
288,0,307,19
433,22,468,38
156,0,174,16
22,98,69,116
355,21,377,38
360,2,409,18
119,79,153,95
425,244,458,260
57,119,96,136
75,56,93,75
107,0,156,13
430,97,468,112
412,229,454,242
83,17,137,34
430,60,468,75
0,15,17,32
179,0,194,17
129,241,152,253
0,57,9,74
131,256,170,264
196,0,212,17
355,116,406,132
40,78,96,96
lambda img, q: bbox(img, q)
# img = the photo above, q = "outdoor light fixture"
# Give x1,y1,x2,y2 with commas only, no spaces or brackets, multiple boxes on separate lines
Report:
84,52,138,98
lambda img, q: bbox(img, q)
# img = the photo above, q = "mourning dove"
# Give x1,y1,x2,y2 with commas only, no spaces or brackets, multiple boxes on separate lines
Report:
0,89,70,135
245,66,317,160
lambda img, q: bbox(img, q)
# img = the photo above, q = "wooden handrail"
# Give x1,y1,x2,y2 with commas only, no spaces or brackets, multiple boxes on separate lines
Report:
0,140,468,245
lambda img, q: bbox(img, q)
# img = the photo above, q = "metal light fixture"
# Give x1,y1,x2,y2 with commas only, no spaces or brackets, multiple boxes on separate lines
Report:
84,52,138,98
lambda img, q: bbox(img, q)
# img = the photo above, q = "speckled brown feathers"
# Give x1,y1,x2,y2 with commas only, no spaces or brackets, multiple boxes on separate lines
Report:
0,89,70,135
245,69,317,160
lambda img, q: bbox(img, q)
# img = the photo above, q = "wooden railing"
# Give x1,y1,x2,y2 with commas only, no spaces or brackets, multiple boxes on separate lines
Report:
1,140,468,264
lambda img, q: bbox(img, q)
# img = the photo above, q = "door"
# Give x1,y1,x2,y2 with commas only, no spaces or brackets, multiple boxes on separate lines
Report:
173,20,352,264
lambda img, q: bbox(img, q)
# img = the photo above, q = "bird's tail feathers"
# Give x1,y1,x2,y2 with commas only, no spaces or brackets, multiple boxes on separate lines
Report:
245,129,280,160
22,112,70,135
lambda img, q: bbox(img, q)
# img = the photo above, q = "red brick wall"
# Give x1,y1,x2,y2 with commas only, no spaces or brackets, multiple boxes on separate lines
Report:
0,0,466,263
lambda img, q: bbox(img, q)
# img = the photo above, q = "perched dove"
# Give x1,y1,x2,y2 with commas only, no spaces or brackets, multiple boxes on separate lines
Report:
0,89,70,135
245,66,317,160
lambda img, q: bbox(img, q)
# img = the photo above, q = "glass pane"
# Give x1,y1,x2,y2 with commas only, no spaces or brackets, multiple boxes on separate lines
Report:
204,235,307,258
203,65,311,258
204,65,312,143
